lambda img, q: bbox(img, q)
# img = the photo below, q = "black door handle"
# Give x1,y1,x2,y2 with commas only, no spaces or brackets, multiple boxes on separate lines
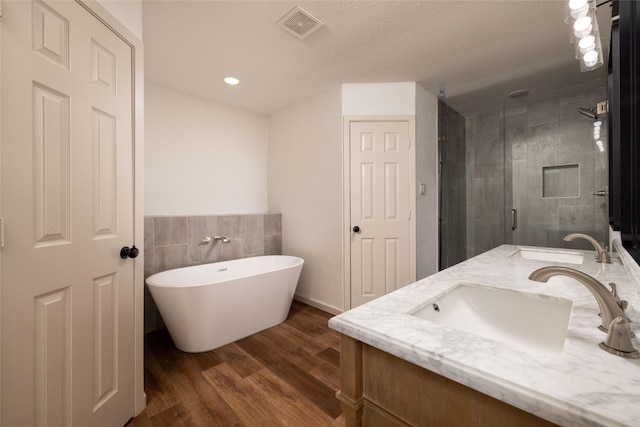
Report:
120,245,139,259
352,226,360,233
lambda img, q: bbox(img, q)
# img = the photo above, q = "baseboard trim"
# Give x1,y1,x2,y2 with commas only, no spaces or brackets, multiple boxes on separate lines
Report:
294,294,343,315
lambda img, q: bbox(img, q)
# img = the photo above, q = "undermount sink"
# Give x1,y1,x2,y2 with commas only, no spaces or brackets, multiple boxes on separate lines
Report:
510,247,584,265
410,282,573,355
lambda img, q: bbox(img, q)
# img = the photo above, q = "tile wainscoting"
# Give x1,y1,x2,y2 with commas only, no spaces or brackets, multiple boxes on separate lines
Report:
143,213,282,332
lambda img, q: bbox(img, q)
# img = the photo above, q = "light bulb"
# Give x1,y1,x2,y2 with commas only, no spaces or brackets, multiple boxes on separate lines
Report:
579,35,596,50
583,49,599,67
570,4,590,20
573,16,592,38
569,0,589,10
594,121,602,126
223,77,240,85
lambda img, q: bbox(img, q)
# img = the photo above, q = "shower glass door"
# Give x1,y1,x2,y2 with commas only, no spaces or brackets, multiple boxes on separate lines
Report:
504,87,609,251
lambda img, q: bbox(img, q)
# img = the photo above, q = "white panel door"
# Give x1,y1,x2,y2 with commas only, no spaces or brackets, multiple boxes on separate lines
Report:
1,1,136,425
350,121,411,308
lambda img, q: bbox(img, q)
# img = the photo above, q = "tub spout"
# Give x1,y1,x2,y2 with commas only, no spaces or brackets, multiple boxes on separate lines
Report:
563,233,610,263
528,266,628,333
213,235,230,243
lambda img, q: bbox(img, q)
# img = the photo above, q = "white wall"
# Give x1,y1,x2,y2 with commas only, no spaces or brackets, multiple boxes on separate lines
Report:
416,85,439,279
342,82,417,115
97,0,143,40
268,87,344,313
145,83,268,215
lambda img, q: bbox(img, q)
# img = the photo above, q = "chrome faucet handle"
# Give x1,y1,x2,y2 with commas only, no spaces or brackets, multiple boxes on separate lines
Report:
599,245,611,264
599,317,640,358
213,235,230,243
609,283,629,311
201,236,212,244
563,233,611,263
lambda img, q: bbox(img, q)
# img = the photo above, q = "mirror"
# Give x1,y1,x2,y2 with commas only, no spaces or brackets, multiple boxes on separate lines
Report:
438,3,614,269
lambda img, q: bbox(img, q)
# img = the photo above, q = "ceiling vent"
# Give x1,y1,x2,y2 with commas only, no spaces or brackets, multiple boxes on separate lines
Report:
277,6,324,40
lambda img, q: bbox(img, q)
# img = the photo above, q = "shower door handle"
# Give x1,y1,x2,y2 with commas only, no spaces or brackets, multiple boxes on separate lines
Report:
511,208,518,231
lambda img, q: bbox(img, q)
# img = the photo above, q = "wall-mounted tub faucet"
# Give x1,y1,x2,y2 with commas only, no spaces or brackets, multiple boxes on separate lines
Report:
529,266,638,358
563,233,611,263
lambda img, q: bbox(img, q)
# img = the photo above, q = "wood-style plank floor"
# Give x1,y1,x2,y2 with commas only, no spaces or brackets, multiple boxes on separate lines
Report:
126,300,344,427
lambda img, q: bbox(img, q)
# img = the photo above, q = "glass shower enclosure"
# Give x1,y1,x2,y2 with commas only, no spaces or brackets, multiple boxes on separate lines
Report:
439,86,609,269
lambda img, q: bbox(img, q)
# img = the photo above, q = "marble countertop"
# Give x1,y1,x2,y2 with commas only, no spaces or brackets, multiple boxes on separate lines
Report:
328,243,640,427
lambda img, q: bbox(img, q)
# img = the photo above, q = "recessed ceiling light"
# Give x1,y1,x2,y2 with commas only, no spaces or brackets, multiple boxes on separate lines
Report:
224,77,240,86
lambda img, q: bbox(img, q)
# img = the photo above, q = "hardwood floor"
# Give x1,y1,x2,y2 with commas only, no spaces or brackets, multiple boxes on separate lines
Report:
126,300,344,427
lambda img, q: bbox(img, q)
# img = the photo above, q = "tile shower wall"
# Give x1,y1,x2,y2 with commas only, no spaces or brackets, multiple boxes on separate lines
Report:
143,213,282,332
466,87,607,257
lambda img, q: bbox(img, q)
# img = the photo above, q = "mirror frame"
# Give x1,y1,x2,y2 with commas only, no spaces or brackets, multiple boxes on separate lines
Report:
608,0,640,263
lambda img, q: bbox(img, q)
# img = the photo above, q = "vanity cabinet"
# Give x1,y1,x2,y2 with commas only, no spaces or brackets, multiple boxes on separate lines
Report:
336,335,557,427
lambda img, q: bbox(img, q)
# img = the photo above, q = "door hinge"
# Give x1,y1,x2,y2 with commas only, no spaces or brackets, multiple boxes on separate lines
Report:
1,217,5,248
408,138,412,148
408,210,412,220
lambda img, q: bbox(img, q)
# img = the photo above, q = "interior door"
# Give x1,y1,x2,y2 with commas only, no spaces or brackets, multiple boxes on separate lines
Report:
349,120,412,308
1,1,136,425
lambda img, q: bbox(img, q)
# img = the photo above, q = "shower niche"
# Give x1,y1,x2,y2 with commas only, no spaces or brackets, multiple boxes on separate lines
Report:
542,164,580,199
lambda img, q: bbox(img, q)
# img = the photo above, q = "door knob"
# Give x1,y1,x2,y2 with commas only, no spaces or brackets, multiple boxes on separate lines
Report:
120,245,139,259
352,226,360,233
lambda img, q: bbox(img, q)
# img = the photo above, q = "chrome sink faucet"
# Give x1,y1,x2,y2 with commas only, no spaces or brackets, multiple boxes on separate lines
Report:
563,233,610,263
529,266,638,358
528,266,627,332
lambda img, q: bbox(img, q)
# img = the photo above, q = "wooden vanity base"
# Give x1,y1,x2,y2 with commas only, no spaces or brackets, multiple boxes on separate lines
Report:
337,334,558,427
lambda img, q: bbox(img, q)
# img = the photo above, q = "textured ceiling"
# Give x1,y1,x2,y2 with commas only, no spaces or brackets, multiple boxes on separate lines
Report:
142,0,612,117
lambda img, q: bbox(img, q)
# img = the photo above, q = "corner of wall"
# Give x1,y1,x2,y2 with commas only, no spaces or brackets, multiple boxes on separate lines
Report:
96,0,143,40
267,87,344,312
415,86,439,279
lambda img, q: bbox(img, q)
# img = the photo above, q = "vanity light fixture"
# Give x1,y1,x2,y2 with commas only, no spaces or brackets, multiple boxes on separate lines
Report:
566,0,604,71
223,76,240,86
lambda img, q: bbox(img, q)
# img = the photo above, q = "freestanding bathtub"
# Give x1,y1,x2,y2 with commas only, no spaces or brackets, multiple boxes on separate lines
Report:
146,255,304,353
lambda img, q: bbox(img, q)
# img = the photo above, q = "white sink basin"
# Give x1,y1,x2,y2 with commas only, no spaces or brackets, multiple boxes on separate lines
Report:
510,247,584,265
411,282,573,355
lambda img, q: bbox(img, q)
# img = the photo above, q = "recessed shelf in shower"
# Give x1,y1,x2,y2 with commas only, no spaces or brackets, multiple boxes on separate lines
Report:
542,164,580,198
